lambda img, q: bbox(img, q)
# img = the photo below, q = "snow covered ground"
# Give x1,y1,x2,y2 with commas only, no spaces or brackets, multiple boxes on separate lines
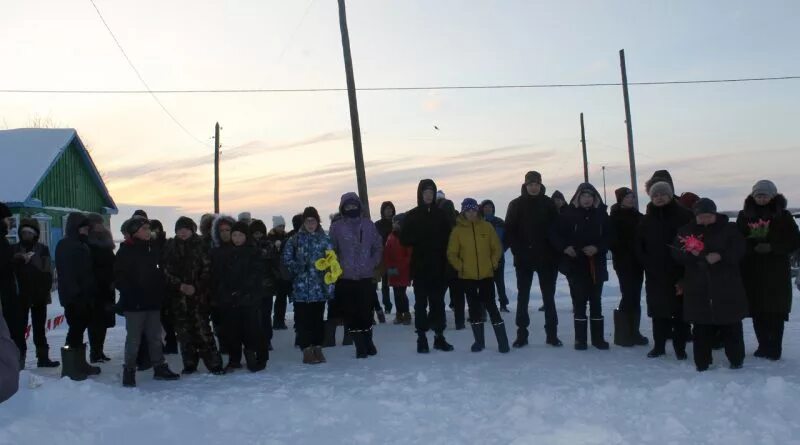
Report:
2,256,800,445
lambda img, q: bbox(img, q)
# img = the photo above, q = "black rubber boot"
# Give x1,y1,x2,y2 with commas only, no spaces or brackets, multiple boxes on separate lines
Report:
493,322,510,354
512,328,529,348
417,332,430,354
613,309,634,347
342,330,354,346
366,330,378,356
470,323,485,352
37,346,60,368
153,363,180,381
433,332,454,351
574,319,588,350
122,367,136,387
353,331,369,359
78,343,101,375
244,349,267,372
591,318,610,350
545,325,563,347
632,309,649,346
322,320,337,348
60,346,87,381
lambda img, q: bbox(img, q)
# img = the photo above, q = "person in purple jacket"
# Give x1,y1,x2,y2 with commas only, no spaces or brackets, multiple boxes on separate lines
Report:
329,192,384,359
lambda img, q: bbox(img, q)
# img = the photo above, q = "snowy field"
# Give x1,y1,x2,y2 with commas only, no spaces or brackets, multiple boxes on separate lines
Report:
2,255,799,445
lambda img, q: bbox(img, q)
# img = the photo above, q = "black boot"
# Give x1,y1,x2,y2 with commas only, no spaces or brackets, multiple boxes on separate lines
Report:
60,346,87,381
163,338,179,355
470,323,485,352
613,309,634,347
376,309,387,324
77,344,101,375
433,332,454,351
545,325,563,347
366,330,378,356
122,367,136,387
591,318,610,350
342,330,354,346
322,320,337,348
574,319,588,350
181,364,198,375
493,322,510,353
631,309,649,346
37,346,60,368
273,317,288,330
353,331,369,359
417,332,430,354
153,363,181,381
136,342,152,371
244,349,267,372
512,328,529,348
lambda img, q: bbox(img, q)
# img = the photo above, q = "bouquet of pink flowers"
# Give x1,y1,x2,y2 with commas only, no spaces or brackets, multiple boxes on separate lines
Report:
747,219,770,239
679,234,705,255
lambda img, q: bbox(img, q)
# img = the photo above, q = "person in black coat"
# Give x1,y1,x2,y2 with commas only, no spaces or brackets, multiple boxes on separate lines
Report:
0,204,20,364
0,314,19,403
481,199,510,312
550,183,611,350
375,201,396,315
635,180,694,360
210,221,268,372
116,218,180,387
400,179,455,353
673,198,748,371
55,212,102,380
12,219,59,368
85,213,116,364
609,187,649,347
737,180,800,360
505,171,562,347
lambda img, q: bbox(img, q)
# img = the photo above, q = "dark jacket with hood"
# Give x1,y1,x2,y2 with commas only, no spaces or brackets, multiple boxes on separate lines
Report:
211,240,265,308
673,214,748,325
0,315,19,403
400,179,453,284
114,237,166,312
635,199,694,318
549,183,611,285
375,201,396,245
505,183,559,268
481,199,508,252
609,199,644,274
736,194,800,316
12,219,53,307
86,215,116,307
163,233,212,307
0,207,17,310
55,213,97,307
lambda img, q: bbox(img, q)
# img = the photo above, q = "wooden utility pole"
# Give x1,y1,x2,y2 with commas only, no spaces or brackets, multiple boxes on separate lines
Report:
214,122,220,214
580,113,588,183
619,49,639,208
337,0,370,217
602,166,608,203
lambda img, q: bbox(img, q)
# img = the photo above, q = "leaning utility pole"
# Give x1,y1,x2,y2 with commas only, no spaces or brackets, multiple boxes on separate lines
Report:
337,0,370,217
580,113,589,183
214,122,220,214
619,49,639,208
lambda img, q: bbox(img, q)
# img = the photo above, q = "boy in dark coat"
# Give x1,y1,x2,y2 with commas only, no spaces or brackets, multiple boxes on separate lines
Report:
609,188,649,347
636,180,694,360
375,201,396,314
550,184,611,350
481,199,510,312
85,213,116,364
264,217,291,330
737,180,800,360
116,218,180,387
12,219,59,368
673,198,748,371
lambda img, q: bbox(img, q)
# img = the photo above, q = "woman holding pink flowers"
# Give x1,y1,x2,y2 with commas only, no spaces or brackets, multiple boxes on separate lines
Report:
736,180,800,361
673,198,747,372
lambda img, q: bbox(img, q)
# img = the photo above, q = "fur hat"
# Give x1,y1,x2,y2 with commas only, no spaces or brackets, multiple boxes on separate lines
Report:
175,216,197,233
615,187,633,204
436,190,446,200
751,180,778,199
302,207,321,224
272,215,286,228
645,170,674,194
648,181,674,199
250,219,267,236
524,171,542,185
125,217,149,236
693,198,717,216
461,198,480,213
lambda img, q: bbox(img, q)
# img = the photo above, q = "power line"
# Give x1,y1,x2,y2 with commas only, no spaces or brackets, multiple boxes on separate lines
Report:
2,75,799,95
87,0,209,146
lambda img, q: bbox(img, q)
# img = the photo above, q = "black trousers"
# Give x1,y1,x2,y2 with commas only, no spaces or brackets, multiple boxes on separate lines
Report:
1,297,27,357
393,286,410,314
616,267,643,313
515,263,558,333
493,258,509,307
273,280,290,324
295,301,326,348
450,279,466,327
693,322,745,368
652,313,690,354
261,294,274,342
380,273,392,311
222,305,267,365
568,277,603,320
752,313,785,357
88,301,110,354
463,278,503,324
161,304,177,346
413,280,447,334
337,279,375,332
64,303,91,349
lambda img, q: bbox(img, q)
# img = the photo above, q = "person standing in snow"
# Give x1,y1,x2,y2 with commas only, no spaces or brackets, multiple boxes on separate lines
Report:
330,193,384,359
0,203,23,370
550,184,611,350
266,216,291,331
448,198,509,353
383,213,413,325
85,213,116,364
505,171,562,348
162,217,224,375
251,219,281,350
375,201,396,315
609,188,649,347
56,212,101,381
636,178,693,360
282,207,336,364
12,219,59,368
401,179,455,353
737,180,800,361
551,190,567,215
116,218,180,387
673,198,748,371
480,199,510,312
0,314,19,403
438,197,464,330
149,219,177,355
209,215,235,355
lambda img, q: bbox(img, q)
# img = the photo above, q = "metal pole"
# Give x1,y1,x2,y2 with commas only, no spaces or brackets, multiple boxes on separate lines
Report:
214,122,220,214
580,113,588,183
337,0,370,217
602,166,607,203
619,49,639,208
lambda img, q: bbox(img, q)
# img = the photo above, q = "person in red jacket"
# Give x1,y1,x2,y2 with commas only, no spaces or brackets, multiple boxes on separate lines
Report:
383,213,412,325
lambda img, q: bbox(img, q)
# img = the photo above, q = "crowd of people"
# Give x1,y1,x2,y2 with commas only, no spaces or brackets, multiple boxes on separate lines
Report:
0,168,798,391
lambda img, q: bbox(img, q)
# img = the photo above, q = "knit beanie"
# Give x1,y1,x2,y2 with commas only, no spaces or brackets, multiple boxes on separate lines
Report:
751,180,778,199
693,198,717,216
645,170,675,194
238,212,252,222
436,190,446,201
461,198,479,213
250,219,267,236
125,217,149,236
302,207,321,223
175,216,197,233
678,192,700,210
648,181,674,199
231,221,250,236
272,215,286,228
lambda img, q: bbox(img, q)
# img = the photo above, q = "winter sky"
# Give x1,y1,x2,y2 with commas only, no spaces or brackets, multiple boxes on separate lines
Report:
1,0,799,229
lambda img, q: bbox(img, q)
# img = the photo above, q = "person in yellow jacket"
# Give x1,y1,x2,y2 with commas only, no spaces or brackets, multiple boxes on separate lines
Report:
447,198,510,353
